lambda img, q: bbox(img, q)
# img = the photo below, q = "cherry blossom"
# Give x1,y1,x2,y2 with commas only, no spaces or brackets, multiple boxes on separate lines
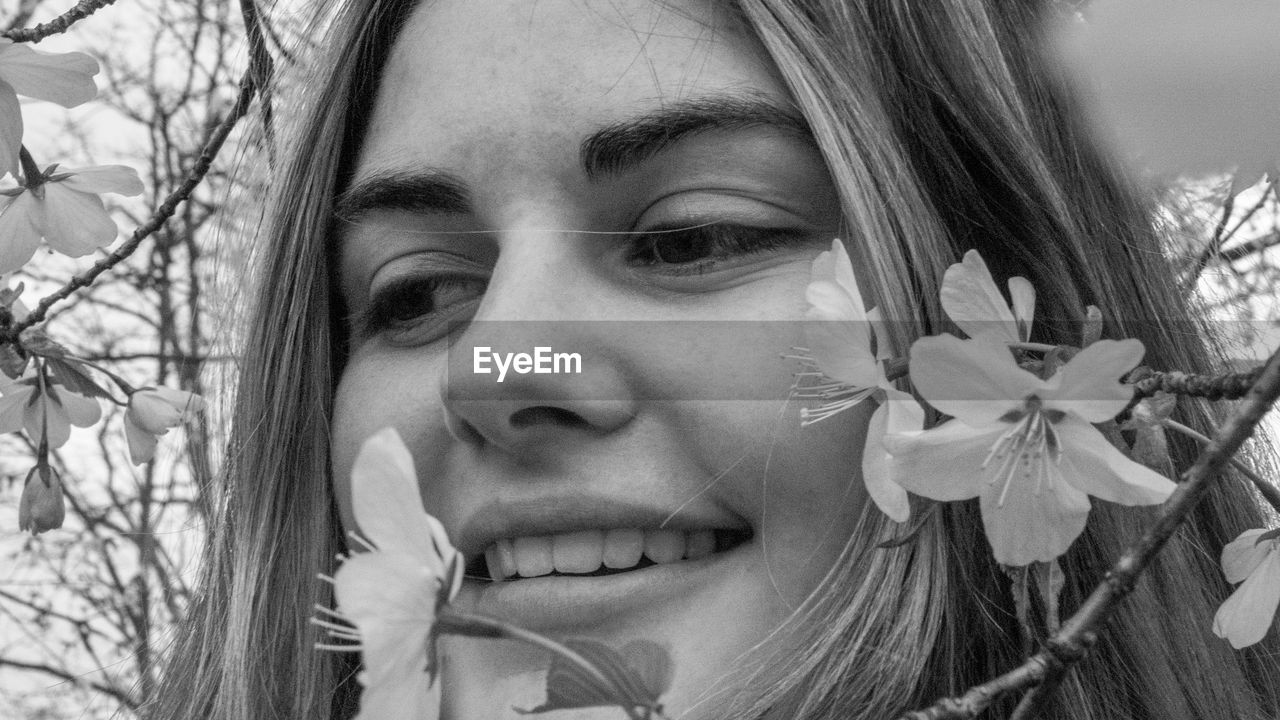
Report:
322,428,464,720
123,386,206,464
799,239,923,522
885,335,1175,565
0,164,144,273
0,368,101,449
1213,529,1280,649
0,39,99,177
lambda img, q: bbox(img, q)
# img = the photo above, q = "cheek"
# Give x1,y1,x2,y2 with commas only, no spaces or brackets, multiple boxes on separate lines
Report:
330,348,450,537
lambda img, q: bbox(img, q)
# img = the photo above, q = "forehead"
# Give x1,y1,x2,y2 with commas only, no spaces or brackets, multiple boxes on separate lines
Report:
357,0,791,178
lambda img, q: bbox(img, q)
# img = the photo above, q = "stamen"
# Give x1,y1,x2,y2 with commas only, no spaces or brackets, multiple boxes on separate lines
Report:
315,642,364,652
982,397,1063,508
347,531,377,553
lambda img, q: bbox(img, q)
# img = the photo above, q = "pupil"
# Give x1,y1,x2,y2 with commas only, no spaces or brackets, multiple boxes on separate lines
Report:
652,233,714,264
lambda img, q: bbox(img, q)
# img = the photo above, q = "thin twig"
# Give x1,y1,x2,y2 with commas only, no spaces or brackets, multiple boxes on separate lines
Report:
7,69,258,338
2,0,117,43
901,345,1280,720
1163,419,1280,516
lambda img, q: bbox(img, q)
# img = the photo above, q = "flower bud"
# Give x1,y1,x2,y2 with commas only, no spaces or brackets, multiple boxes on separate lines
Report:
124,386,206,464
18,464,64,535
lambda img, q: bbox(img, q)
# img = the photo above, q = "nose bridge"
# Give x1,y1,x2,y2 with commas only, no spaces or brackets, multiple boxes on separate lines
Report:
439,222,637,454
477,223,580,323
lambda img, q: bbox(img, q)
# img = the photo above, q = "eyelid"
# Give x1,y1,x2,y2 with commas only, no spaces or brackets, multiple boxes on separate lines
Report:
632,190,813,233
348,251,491,343
366,250,491,292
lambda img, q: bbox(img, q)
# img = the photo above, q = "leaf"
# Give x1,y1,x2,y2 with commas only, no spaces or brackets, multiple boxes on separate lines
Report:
45,358,114,401
515,638,671,716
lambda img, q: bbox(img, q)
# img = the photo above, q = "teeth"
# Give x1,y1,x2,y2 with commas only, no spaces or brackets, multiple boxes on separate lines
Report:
643,529,685,564
602,529,643,569
512,536,553,578
485,528,735,579
552,530,604,574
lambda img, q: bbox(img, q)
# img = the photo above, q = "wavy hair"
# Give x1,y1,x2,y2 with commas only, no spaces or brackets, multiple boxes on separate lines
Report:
147,1,1280,718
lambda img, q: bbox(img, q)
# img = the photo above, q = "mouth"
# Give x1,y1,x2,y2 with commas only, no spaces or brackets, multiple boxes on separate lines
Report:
465,527,753,581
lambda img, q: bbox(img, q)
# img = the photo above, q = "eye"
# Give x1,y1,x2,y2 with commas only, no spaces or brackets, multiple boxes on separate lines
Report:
357,274,487,344
625,223,810,276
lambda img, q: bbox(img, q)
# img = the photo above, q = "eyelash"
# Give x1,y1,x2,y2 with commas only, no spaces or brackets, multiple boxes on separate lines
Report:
625,223,807,275
359,275,486,337
353,223,806,338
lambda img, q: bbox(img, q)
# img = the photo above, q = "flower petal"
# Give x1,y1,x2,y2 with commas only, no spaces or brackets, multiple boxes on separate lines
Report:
350,427,448,566
124,412,159,465
0,384,33,434
804,241,876,387
1054,416,1175,506
887,419,1002,501
1044,339,1144,421
979,466,1092,566
0,191,42,273
59,165,144,196
940,250,1019,344
27,393,71,449
333,551,437,684
908,334,1041,426
804,320,877,389
1007,276,1035,342
809,238,861,304
41,184,117,256
1221,529,1273,584
0,41,98,107
0,82,21,178
354,670,438,720
861,399,909,522
1213,548,1280,649
55,387,101,427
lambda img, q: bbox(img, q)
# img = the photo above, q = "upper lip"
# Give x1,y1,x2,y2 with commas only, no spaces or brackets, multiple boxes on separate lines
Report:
454,493,750,558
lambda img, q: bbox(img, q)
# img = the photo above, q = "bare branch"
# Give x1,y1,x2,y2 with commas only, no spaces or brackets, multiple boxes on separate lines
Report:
2,0,117,42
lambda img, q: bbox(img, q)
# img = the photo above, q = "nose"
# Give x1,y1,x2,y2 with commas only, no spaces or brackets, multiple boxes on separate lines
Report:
440,232,637,454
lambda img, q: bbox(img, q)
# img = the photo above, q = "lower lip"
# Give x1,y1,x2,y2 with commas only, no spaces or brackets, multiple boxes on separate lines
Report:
454,542,749,632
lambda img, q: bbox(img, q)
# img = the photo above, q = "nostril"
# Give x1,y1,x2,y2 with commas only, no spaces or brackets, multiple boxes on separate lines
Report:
509,406,589,429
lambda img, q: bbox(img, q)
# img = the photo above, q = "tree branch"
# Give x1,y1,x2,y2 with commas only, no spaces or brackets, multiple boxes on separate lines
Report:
1,0,116,42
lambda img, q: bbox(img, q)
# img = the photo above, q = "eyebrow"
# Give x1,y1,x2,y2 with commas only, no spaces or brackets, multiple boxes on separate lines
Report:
579,92,812,178
334,92,812,219
334,169,471,220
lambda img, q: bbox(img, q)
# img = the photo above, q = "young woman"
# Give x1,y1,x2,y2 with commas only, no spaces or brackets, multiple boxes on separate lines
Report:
148,1,1280,718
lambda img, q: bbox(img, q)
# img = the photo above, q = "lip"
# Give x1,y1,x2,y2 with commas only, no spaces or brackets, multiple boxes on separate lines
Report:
453,539,752,632
453,493,750,557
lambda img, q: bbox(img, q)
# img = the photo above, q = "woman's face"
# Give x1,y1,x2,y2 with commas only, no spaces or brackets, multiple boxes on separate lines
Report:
331,0,874,716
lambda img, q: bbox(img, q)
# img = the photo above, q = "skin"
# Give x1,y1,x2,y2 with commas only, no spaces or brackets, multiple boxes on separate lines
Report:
330,1,877,716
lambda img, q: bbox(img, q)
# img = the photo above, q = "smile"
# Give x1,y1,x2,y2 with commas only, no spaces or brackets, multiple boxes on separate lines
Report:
470,528,754,580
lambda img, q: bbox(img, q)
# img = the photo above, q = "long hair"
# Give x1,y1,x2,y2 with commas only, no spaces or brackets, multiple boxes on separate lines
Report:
147,1,1280,718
